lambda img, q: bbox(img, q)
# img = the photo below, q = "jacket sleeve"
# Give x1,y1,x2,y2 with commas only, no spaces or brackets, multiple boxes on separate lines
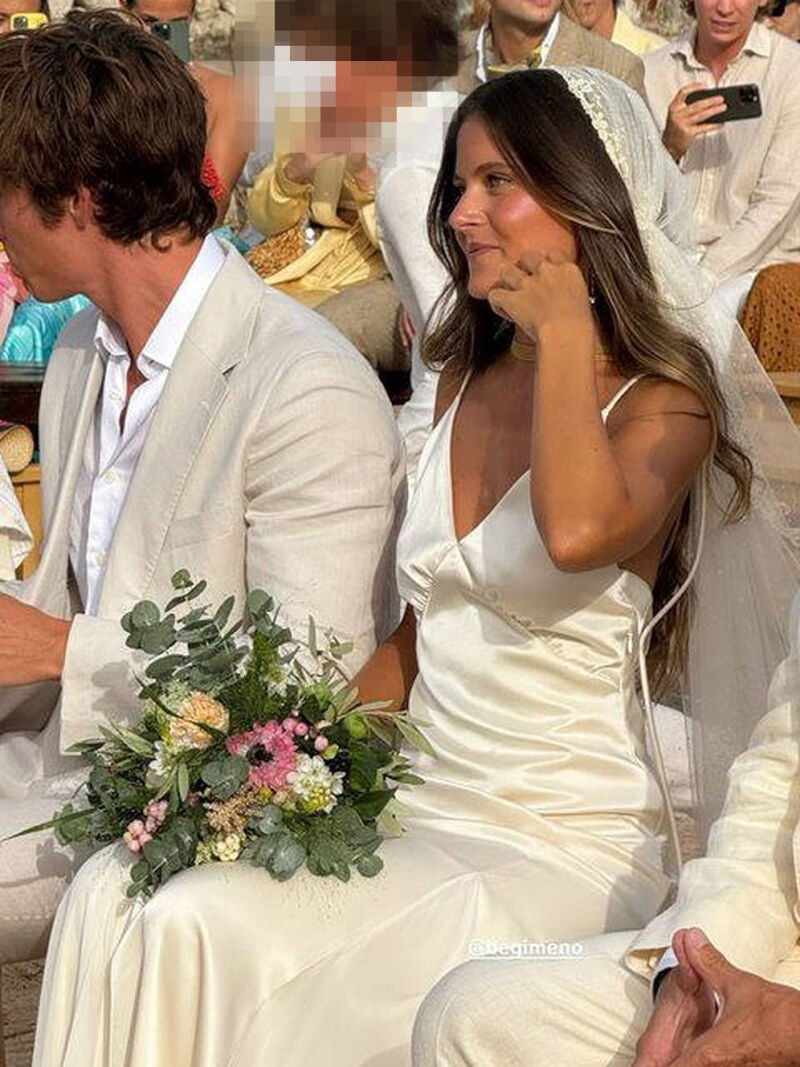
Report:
626,608,800,981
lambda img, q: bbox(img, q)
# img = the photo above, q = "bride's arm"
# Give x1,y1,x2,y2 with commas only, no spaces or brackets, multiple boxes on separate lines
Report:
350,605,418,713
489,251,712,573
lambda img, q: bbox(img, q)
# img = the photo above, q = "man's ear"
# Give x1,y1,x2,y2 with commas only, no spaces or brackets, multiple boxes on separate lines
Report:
67,187,95,230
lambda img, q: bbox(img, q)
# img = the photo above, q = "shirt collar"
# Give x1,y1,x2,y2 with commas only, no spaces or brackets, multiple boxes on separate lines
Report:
672,19,772,67
94,233,226,375
476,13,561,82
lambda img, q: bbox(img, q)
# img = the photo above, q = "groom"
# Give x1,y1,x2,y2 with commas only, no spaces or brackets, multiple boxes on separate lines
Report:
0,11,403,964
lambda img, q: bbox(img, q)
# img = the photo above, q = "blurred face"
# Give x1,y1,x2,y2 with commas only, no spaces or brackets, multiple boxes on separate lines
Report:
0,0,42,35
694,0,763,51
576,0,615,31
490,0,563,31
448,117,577,301
316,59,402,150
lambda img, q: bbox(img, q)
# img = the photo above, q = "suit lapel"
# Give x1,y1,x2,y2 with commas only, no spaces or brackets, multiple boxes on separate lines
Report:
546,18,573,66
97,248,263,617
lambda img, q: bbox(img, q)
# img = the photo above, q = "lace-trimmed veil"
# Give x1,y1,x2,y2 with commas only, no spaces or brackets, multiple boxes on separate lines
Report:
555,67,800,850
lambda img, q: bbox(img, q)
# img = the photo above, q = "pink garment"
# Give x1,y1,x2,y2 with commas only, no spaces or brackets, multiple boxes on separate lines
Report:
0,250,24,347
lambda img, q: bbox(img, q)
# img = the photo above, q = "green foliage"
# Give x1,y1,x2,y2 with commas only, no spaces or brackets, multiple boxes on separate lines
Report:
201,756,250,800
6,569,433,899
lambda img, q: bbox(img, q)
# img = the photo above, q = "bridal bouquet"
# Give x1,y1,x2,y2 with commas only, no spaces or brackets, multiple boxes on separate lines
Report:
35,571,430,899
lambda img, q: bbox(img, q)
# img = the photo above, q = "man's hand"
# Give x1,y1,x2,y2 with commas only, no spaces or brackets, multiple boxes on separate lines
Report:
668,929,800,1067
0,593,70,686
662,83,727,163
632,928,717,1067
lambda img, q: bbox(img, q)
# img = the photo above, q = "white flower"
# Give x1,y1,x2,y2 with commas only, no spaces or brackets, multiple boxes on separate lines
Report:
145,741,173,789
287,754,345,814
211,833,243,863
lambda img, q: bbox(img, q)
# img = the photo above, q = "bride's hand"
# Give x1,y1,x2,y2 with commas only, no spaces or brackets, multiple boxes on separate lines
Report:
487,250,594,348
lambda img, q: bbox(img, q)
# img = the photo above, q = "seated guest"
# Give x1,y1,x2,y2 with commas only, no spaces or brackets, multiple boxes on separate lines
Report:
460,0,647,96
246,151,406,371
644,0,800,315
740,262,800,371
121,0,249,221
0,0,47,34
576,0,668,54
0,8,403,967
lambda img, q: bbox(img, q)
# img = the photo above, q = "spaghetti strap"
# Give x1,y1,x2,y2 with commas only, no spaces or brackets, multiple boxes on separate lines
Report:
601,375,643,421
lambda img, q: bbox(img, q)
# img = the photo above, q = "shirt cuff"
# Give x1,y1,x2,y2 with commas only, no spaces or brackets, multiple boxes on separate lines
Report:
652,947,678,1000
651,946,722,1016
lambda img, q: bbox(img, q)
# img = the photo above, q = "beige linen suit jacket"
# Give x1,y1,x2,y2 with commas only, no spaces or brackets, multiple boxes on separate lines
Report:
0,243,404,961
458,17,646,98
627,601,800,981
2,244,404,753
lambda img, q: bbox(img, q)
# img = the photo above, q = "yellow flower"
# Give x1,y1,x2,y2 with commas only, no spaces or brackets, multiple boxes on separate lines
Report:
168,692,229,750
211,833,243,863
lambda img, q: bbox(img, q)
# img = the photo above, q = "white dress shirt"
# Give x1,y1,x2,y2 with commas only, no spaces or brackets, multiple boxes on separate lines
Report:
68,234,226,616
644,24,800,283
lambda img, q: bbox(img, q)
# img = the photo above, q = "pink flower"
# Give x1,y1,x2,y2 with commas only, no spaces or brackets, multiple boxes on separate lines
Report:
144,799,168,834
294,722,309,738
314,735,329,752
226,720,298,792
123,818,153,854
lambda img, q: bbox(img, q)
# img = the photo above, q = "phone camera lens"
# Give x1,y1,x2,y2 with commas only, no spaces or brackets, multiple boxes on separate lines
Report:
741,87,757,104
16,16,28,27
152,21,170,40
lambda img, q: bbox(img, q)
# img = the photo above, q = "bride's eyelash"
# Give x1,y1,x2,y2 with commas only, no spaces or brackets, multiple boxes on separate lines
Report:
486,173,513,189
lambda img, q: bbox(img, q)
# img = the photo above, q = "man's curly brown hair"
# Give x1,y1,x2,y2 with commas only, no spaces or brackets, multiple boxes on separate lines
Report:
0,9,216,245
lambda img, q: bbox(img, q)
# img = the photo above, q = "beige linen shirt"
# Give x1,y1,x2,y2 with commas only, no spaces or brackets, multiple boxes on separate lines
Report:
644,24,800,282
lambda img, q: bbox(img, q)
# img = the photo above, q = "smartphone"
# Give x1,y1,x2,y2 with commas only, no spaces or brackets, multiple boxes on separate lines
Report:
685,84,762,124
151,17,191,64
9,12,49,30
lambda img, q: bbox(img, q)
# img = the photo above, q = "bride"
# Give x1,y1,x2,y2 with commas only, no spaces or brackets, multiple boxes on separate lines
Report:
34,67,788,1067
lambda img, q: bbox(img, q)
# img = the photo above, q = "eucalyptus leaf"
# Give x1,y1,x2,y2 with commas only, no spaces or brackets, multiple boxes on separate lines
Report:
131,601,160,629
213,595,236,631
201,756,250,800
171,569,192,589
247,589,273,616
185,580,208,602
145,654,188,680
269,836,307,881
356,853,383,878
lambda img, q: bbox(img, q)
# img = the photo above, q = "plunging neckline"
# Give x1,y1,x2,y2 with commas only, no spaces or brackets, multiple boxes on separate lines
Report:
445,369,647,554
445,373,531,546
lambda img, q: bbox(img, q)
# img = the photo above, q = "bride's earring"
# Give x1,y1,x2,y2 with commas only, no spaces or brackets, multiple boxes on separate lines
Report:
588,270,598,306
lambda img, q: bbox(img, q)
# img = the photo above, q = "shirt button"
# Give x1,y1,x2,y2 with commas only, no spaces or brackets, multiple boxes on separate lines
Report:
95,551,108,566
102,469,118,484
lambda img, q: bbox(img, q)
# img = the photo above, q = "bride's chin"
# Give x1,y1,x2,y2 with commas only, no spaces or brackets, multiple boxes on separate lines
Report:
466,277,491,301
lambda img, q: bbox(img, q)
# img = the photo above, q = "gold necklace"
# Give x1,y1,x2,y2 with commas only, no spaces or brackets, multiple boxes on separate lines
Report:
510,335,538,362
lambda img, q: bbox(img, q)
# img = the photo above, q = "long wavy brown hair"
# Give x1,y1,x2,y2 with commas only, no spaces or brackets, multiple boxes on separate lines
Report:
424,70,753,695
